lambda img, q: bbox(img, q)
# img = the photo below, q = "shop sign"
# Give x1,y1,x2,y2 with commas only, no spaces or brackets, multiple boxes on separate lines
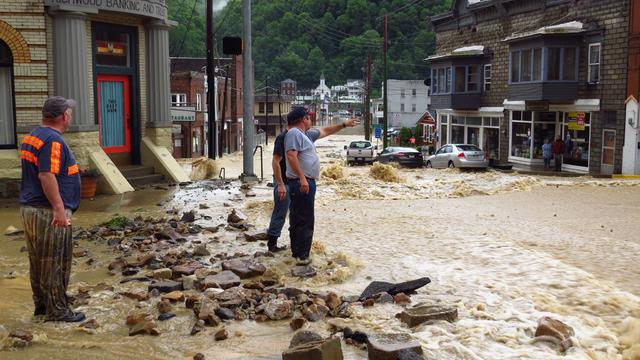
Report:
44,0,167,20
171,107,196,122
525,101,549,112
567,112,586,131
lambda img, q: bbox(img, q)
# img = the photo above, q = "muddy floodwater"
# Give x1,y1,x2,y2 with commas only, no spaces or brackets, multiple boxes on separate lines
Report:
1,134,639,360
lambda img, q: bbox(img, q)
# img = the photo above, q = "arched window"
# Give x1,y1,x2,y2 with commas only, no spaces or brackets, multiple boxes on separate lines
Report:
0,40,16,148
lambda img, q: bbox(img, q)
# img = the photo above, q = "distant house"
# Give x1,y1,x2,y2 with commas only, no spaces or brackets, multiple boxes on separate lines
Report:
254,85,294,137
312,74,332,101
384,79,431,129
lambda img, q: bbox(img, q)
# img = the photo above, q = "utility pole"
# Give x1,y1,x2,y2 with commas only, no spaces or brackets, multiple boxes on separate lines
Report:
364,55,372,141
241,0,257,181
220,65,230,156
206,0,216,159
265,77,269,145
277,89,283,133
382,14,388,149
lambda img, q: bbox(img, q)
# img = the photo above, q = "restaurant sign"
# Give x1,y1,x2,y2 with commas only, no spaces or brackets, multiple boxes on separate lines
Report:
44,0,167,20
171,107,196,122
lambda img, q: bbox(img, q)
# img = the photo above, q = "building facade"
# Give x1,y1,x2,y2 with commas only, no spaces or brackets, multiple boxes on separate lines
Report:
170,70,205,159
623,0,640,174
0,0,188,195
386,79,431,129
430,0,630,173
254,87,294,137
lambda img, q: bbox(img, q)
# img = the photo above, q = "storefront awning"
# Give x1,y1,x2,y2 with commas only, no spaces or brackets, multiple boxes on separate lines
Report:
503,99,600,112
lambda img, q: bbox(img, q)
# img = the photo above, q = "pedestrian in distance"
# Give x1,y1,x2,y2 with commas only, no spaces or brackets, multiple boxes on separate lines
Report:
542,138,552,169
552,135,565,172
284,107,356,265
19,96,86,322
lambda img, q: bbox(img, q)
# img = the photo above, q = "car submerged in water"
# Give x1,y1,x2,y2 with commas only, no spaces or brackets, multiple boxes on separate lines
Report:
425,144,489,169
376,147,423,168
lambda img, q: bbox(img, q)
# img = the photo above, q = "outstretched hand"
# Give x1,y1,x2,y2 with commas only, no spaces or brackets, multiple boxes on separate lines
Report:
344,118,358,127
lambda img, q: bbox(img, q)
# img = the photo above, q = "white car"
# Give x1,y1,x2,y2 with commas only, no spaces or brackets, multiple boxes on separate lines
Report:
425,144,489,169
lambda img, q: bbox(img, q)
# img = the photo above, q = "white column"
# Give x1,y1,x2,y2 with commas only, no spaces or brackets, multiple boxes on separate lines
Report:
145,19,172,128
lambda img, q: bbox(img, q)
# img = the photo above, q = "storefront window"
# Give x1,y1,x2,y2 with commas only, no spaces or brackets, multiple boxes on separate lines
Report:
533,122,556,159
511,122,531,158
563,112,590,168
95,30,130,67
484,128,499,159
451,125,464,144
467,127,480,146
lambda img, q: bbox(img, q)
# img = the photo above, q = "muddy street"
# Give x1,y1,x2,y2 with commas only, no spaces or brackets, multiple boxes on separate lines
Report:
1,135,639,360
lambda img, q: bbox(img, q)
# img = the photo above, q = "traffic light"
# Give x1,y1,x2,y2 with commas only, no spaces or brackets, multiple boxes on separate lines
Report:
223,37,242,55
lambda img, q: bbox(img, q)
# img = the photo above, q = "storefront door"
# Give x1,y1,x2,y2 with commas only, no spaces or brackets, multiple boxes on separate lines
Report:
467,127,480,146
0,40,15,148
97,74,131,155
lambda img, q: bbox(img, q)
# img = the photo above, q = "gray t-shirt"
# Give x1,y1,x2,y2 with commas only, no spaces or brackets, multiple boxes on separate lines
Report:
285,128,321,179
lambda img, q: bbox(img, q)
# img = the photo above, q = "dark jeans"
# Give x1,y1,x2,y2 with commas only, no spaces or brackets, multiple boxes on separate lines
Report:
288,177,316,259
543,157,551,168
267,178,290,238
555,154,563,171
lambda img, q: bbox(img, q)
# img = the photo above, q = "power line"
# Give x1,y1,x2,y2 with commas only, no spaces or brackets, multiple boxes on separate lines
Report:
174,0,200,57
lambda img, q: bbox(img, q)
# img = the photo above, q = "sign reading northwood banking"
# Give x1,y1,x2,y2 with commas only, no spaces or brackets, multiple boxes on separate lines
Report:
44,0,167,20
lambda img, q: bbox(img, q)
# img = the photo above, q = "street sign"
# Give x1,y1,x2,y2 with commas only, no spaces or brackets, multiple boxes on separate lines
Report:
374,127,382,139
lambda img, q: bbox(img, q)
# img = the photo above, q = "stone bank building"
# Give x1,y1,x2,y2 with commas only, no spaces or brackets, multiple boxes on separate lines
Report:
0,0,188,196
429,0,632,174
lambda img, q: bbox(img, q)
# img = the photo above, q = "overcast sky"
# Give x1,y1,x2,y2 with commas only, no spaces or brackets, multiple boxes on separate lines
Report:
213,0,230,11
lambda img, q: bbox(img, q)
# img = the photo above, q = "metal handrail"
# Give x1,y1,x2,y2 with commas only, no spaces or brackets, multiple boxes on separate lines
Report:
253,145,264,182
219,167,225,180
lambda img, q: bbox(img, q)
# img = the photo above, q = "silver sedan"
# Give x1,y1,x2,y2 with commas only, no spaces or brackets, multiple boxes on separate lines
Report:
425,144,489,169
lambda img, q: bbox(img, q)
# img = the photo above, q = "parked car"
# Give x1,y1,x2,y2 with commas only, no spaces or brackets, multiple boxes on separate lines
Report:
376,147,423,168
425,144,489,169
344,140,376,165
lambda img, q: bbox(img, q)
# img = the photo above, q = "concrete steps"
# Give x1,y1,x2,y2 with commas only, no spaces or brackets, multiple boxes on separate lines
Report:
119,165,165,187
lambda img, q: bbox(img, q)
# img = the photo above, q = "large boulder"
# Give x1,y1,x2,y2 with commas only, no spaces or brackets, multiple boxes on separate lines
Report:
534,316,575,352
202,271,241,289
148,280,182,293
367,333,423,360
126,313,160,336
243,229,269,242
282,337,343,360
289,330,324,348
359,278,431,301
172,262,205,276
227,209,248,224
396,305,458,327
221,258,266,279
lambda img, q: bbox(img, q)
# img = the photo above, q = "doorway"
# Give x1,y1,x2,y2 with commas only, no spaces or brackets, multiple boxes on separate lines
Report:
0,40,16,148
97,74,131,161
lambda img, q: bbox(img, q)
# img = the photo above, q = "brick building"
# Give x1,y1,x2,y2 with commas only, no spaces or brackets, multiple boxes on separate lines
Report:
0,0,188,196
254,84,295,137
429,0,631,174
170,70,205,159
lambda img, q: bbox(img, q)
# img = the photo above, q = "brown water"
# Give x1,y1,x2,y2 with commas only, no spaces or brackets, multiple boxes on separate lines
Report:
1,135,640,359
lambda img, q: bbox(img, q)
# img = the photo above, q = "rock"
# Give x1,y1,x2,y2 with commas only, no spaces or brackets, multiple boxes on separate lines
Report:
396,305,458,327
282,287,305,298
4,226,23,236
343,328,368,344
221,259,266,279
126,313,160,336
243,229,268,242
359,278,431,301
203,271,241,289
362,298,375,307
185,295,202,309
199,203,209,209
158,312,176,321
367,333,423,360
182,275,198,290
181,211,196,223
394,293,411,304
193,244,210,257
215,287,246,302
8,329,33,343
227,209,248,224
291,266,317,278
243,281,265,291
289,330,324,348
194,353,205,360
122,266,140,276
214,328,229,341
74,319,98,331
73,249,88,258
121,289,150,301
215,307,235,320
290,317,307,330
161,291,185,302
172,262,205,276
396,349,426,360
191,320,206,335
154,228,179,241
151,268,173,279
334,302,353,318
264,298,294,320
283,337,343,360
534,316,574,352
157,300,173,314
326,292,342,310
376,293,394,304
197,300,221,326
246,191,256,197
148,280,182,293
304,304,329,322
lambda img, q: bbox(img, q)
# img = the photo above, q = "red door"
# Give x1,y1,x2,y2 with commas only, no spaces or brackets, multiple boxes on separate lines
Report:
97,75,131,154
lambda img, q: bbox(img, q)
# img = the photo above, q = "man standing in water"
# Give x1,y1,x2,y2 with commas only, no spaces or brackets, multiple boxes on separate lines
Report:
285,107,356,265
19,96,85,322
